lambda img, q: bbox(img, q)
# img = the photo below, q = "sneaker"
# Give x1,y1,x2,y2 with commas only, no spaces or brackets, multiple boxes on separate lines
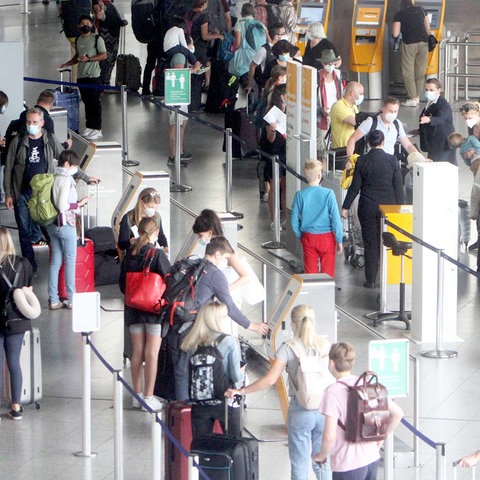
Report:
32,239,48,247
141,395,164,412
49,302,64,310
132,392,144,409
9,407,23,420
270,222,283,232
181,151,192,160
280,219,287,230
167,156,189,166
401,98,419,107
66,304,73,310
87,129,103,141
261,193,269,203
81,128,93,137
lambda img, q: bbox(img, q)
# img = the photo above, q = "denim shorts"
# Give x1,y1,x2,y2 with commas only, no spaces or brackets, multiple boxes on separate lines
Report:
129,323,162,336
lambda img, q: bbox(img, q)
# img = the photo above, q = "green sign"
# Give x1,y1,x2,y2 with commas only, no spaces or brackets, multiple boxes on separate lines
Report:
164,68,191,106
368,339,409,398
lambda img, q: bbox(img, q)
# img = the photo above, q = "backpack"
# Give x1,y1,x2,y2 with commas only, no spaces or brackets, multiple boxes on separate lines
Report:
163,0,193,29
1,118,26,166
131,0,161,44
217,32,235,62
189,334,230,403
249,95,268,128
207,0,227,34
60,0,93,39
161,257,208,326
28,173,58,226
266,0,296,34
253,42,273,89
244,19,267,51
288,339,333,410
354,113,400,155
337,371,391,443
254,0,268,27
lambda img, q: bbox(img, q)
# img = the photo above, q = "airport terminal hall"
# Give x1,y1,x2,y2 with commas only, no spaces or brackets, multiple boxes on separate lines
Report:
1,0,480,479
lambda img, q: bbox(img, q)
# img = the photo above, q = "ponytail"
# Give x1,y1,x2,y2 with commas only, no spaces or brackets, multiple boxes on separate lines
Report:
131,217,158,255
290,304,326,354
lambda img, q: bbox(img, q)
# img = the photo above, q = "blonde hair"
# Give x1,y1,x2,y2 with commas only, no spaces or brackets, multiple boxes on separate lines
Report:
448,132,465,149
304,160,323,182
287,304,327,353
131,217,158,255
129,188,161,227
0,227,16,268
329,342,356,372
181,301,229,352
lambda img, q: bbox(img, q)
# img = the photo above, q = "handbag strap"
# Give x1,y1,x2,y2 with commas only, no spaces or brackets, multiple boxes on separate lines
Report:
143,248,156,273
0,259,21,290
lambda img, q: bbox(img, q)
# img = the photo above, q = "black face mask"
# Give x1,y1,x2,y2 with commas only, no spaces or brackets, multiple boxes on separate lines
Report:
80,25,92,34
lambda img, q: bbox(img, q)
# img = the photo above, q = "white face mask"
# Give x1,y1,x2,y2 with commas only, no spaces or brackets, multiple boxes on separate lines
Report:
384,112,397,124
324,65,335,74
69,166,78,176
198,236,210,246
144,207,156,217
0,105,6,114
355,94,364,106
466,117,478,129
425,90,438,102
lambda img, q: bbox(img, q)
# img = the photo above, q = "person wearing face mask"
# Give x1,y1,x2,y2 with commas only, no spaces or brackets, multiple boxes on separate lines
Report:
46,150,92,309
303,22,341,72
119,216,171,411
346,96,419,158
261,39,292,88
341,130,405,288
418,78,455,165
329,81,364,149
316,50,343,161
117,187,168,256
3,108,97,273
59,15,107,141
166,236,269,401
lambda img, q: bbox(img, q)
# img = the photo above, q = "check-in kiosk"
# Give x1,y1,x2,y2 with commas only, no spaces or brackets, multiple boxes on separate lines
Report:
295,0,331,54
50,107,68,145
416,0,445,78
266,274,336,422
350,0,388,100
174,212,238,262
111,170,171,248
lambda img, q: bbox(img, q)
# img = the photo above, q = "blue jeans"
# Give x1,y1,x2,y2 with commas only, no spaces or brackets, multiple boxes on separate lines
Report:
288,397,331,480
333,460,378,480
0,333,25,403
46,223,77,304
14,192,39,271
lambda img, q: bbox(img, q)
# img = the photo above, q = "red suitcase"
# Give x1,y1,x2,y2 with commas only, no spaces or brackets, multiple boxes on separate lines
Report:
165,401,223,480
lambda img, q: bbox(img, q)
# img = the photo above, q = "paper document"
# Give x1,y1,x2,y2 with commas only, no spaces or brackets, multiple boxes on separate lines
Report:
263,106,287,136
131,225,139,239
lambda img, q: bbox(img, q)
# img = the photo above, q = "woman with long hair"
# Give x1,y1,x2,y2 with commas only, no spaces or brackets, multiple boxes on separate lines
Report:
181,301,244,439
226,304,333,480
119,217,171,411
0,227,35,420
117,187,168,254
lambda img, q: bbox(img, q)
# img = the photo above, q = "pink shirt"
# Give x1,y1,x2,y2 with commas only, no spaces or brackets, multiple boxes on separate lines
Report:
320,375,380,472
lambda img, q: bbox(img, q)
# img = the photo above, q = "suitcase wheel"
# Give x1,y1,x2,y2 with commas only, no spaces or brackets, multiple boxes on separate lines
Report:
35,402,40,410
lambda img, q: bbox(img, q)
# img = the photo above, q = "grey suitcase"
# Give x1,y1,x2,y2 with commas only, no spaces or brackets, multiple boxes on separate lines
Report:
3,328,42,409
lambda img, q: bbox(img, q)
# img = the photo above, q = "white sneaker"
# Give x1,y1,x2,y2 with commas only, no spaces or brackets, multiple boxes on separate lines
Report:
401,98,419,107
87,129,103,141
132,392,144,409
81,128,93,137
270,221,283,232
141,395,165,412
261,193,269,202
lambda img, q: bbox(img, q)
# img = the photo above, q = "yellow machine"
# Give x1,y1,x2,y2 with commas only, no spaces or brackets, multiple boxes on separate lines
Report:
350,0,388,99
415,0,445,77
294,0,331,55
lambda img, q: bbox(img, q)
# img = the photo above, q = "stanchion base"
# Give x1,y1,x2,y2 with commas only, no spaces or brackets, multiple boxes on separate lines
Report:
365,311,411,330
261,241,285,250
227,211,244,220
74,451,98,458
421,349,458,359
170,184,192,192
21,10,31,14
122,159,140,167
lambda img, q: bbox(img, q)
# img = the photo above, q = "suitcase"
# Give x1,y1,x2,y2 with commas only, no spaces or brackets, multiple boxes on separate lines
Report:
458,199,471,250
3,328,42,409
152,57,168,97
85,226,120,286
115,29,142,91
165,401,223,480
190,400,259,480
153,336,176,400
453,463,476,479
224,107,258,159
54,68,80,133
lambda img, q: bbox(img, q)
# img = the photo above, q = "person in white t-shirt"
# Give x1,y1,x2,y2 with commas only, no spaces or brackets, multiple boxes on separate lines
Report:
163,16,201,69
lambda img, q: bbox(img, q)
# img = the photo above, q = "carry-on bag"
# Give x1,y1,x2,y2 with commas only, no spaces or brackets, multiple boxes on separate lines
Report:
224,102,258,159
3,327,42,409
458,199,471,250
190,398,259,480
85,226,120,286
115,28,142,91
54,68,80,132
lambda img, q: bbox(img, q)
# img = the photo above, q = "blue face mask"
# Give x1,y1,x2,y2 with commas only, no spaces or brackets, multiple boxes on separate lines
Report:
26,124,40,136
278,54,290,62
198,237,210,246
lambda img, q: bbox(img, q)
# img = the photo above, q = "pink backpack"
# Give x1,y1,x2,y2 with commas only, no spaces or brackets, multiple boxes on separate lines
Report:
254,0,268,27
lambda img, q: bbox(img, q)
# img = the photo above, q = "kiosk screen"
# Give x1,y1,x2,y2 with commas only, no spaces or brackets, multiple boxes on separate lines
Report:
299,5,324,24
356,6,381,26
425,9,439,29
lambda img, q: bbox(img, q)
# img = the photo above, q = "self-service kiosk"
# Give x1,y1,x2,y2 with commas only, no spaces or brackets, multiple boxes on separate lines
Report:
416,0,445,78
295,0,331,54
265,274,336,422
350,0,388,100
111,170,171,248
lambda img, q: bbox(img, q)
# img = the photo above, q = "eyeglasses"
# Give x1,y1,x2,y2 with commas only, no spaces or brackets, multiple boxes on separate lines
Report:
460,103,480,113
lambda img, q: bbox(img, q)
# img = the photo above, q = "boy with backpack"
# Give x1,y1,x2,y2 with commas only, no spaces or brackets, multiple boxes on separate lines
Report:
164,236,269,401
314,342,404,478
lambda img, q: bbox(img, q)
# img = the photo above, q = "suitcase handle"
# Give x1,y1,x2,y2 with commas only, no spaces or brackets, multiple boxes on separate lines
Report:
224,394,244,434
59,68,72,93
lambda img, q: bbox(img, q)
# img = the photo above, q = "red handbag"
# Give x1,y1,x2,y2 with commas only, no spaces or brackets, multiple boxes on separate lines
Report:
125,248,166,314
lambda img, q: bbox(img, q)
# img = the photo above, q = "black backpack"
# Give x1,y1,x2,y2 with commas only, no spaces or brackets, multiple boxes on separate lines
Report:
189,334,230,403
354,113,400,155
1,118,25,166
131,0,161,44
60,0,93,39
162,257,207,327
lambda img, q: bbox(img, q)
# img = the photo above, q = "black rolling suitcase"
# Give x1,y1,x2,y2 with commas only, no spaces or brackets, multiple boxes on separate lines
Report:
224,102,258,159
115,29,142,91
190,399,259,480
54,69,80,133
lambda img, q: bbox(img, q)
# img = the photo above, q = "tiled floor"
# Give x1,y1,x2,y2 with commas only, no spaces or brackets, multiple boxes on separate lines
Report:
1,1,480,479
